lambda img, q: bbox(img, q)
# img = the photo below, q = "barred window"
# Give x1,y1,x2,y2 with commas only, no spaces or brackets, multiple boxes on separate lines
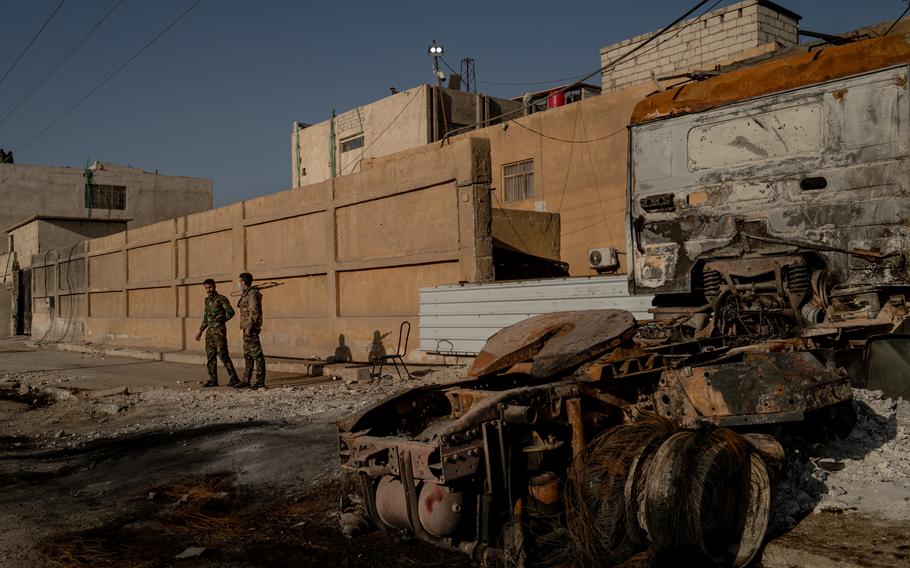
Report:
503,159,534,202
87,184,126,210
341,135,364,153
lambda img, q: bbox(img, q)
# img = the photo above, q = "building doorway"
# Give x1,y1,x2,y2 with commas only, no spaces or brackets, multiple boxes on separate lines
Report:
15,269,31,335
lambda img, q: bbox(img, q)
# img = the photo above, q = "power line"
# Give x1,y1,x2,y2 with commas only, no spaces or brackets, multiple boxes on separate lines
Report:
441,0,713,143
885,2,910,36
510,119,627,144
502,0,722,146
479,73,591,87
16,0,204,153
0,0,68,90
562,0,713,90
0,0,124,130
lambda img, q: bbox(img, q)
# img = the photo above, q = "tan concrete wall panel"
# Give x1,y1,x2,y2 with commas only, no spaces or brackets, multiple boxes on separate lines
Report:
336,184,458,262
338,262,460,317
128,242,172,283
127,219,174,245
185,203,239,235
89,291,124,318
244,184,330,220
245,212,328,269
259,274,329,318
186,231,231,277
128,287,174,317
59,293,86,318
56,258,86,293
89,252,125,289
88,231,125,253
31,265,55,298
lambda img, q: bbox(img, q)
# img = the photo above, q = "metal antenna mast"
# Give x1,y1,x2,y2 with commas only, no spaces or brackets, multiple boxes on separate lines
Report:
460,58,476,94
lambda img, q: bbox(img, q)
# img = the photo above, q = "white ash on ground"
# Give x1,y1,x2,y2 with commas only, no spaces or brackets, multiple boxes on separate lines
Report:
771,389,910,532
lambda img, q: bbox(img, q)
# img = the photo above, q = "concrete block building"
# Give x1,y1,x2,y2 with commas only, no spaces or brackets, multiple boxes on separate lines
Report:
599,0,800,91
0,161,213,254
0,161,212,336
292,85,522,187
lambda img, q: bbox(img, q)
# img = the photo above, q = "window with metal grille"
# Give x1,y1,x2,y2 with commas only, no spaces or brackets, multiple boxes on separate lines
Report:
503,159,534,202
341,135,364,153
87,184,126,210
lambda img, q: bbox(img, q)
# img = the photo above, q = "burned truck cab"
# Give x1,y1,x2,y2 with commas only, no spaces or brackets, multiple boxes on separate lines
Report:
628,65,910,343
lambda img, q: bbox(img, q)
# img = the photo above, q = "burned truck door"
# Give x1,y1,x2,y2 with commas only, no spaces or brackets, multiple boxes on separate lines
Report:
627,65,910,297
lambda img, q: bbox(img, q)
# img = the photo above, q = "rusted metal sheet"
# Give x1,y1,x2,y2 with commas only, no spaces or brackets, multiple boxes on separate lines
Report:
468,309,636,379
631,33,910,125
654,351,852,428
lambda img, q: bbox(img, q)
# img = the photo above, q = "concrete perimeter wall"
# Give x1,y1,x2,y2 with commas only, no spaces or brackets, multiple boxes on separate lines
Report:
29,137,493,362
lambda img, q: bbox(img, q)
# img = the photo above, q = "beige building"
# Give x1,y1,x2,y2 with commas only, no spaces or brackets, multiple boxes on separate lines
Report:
292,85,521,187
0,161,213,254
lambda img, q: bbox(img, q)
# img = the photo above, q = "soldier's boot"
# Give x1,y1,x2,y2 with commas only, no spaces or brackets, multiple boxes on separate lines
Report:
251,361,266,390
203,378,218,387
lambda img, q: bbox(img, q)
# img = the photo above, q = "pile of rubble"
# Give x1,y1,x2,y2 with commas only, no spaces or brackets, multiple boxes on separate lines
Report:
772,389,910,531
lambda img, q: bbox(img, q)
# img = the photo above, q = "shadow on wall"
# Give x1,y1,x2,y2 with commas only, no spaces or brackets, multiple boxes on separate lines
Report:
329,334,353,364
368,330,389,363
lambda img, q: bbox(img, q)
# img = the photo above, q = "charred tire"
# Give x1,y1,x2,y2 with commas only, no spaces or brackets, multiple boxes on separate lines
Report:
644,428,771,568
565,414,676,566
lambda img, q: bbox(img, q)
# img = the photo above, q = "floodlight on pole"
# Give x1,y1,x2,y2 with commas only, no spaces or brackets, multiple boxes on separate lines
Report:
428,40,444,87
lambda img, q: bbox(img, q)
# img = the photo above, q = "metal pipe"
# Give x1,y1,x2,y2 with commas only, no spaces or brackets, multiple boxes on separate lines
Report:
565,398,585,460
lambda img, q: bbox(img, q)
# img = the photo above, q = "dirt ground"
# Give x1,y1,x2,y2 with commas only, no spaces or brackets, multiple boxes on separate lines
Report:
1,337,907,567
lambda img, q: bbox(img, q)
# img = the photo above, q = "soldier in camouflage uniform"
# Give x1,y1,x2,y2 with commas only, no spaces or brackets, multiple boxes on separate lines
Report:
195,278,241,387
237,272,266,388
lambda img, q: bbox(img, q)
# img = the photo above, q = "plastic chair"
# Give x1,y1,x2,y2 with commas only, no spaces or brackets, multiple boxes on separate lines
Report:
372,321,411,380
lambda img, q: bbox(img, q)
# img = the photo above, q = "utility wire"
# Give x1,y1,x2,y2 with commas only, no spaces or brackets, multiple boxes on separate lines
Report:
479,73,591,87
442,55,590,88
0,0,124,130
16,0,204,152
441,0,712,143
885,2,910,36
560,0,712,90
0,0,67,90
510,119,627,144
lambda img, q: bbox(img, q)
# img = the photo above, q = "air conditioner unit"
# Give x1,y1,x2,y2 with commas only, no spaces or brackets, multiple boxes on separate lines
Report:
588,247,620,273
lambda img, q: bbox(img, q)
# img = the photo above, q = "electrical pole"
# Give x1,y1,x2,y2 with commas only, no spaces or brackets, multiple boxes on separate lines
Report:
428,40,444,88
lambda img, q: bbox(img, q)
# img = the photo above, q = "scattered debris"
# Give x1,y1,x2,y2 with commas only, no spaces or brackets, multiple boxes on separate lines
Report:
174,546,207,560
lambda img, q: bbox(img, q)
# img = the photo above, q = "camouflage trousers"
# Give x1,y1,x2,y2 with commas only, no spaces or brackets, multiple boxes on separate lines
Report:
243,329,266,385
206,325,239,384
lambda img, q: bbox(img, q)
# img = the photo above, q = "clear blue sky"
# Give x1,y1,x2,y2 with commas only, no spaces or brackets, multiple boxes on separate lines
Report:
0,0,901,206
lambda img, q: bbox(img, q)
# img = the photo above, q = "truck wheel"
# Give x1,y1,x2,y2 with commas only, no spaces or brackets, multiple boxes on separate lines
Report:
644,428,771,567
565,414,675,565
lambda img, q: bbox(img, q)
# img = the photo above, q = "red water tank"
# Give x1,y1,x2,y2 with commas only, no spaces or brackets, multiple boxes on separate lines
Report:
547,91,565,108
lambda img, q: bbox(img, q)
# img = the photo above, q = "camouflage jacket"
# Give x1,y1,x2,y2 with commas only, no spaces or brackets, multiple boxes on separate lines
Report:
200,292,235,331
238,288,263,332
